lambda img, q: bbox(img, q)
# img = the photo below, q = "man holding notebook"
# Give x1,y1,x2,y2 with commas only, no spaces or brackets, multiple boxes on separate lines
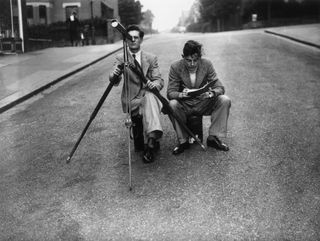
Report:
167,40,231,155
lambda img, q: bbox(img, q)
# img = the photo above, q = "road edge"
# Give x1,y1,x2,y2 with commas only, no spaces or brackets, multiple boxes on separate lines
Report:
0,47,122,114
264,30,320,49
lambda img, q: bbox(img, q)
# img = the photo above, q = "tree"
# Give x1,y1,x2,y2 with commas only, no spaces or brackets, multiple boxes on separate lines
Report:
141,9,154,33
199,0,241,20
301,0,320,18
241,0,319,23
198,0,216,22
195,0,319,32
118,0,143,27
178,0,200,27
198,0,241,31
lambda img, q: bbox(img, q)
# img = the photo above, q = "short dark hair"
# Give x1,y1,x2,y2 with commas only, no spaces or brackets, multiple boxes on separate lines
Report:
126,25,144,39
183,40,203,57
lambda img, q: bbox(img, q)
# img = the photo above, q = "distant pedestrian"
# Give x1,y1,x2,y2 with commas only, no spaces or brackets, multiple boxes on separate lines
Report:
67,11,80,46
81,24,90,46
167,40,231,154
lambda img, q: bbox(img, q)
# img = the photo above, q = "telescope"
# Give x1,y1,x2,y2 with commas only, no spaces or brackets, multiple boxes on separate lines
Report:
111,19,133,42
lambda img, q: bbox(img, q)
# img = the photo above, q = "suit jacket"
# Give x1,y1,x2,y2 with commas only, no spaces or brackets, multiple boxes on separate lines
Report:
167,58,225,105
110,51,164,113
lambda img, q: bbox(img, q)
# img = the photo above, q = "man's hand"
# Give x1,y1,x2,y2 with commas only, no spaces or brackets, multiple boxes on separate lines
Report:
178,88,191,99
199,91,214,100
112,65,123,77
109,64,124,85
146,80,161,90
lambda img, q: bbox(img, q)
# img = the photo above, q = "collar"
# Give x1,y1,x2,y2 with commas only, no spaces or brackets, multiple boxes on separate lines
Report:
129,50,141,62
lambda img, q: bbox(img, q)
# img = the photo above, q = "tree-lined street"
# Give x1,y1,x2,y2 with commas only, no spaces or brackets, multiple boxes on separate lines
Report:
0,29,319,240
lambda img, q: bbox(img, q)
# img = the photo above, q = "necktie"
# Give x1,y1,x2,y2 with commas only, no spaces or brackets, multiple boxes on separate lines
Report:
132,53,137,66
132,54,142,72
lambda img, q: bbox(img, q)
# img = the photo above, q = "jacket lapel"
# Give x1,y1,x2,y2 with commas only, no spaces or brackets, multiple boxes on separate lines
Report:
181,62,192,88
141,51,149,76
194,59,206,88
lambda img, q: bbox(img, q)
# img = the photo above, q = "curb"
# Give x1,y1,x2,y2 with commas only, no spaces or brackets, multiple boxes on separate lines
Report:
0,46,122,114
264,30,320,49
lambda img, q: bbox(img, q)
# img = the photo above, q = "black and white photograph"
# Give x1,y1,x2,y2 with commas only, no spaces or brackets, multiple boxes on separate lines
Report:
0,0,319,240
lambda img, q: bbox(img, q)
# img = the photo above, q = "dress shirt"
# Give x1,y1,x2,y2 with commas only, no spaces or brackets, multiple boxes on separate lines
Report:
130,51,141,66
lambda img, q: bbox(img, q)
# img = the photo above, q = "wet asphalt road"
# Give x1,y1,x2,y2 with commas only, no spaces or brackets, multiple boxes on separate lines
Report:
0,30,320,240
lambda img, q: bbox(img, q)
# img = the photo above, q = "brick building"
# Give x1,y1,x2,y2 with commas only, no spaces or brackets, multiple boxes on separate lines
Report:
26,0,119,25
0,0,119,52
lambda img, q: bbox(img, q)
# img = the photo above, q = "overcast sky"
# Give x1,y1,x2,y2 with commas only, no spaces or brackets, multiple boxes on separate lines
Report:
140,0,195,31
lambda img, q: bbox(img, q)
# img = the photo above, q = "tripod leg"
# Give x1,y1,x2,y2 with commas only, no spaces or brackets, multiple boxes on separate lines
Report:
66,82,114,164
128,130,132,191
124,116,133,191
131,114,144,152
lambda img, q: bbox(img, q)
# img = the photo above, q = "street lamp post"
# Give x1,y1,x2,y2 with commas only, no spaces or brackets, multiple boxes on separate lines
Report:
90,0,96,45
17,0,24,52
10,0,14,37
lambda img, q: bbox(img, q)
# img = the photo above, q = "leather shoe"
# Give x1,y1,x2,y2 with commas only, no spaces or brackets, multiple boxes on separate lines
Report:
147,137,160,151
153,141,160,151
143,147,154,163
207,136,229,151
172,142,190,155
147,137,155,149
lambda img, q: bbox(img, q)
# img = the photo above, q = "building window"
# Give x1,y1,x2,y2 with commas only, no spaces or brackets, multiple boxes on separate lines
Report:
26,5,33,25
39,5,47,24
27,6,33,18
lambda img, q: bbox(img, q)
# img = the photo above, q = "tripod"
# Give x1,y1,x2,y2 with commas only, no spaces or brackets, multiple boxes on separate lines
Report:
66,20,135,191
122,35,134,191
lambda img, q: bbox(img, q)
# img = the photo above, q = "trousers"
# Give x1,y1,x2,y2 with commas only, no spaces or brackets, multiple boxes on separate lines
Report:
133,91,163,142
169,95,231,144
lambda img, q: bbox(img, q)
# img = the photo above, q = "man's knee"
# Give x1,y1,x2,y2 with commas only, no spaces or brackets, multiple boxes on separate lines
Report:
218,95,231,108
169,99,180,110
144,92,160,106
144,91,155,101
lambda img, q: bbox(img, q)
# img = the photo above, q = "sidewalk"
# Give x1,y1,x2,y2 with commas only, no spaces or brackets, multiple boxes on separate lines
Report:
264,23,320,49
0,24,319,114
0,42,123,113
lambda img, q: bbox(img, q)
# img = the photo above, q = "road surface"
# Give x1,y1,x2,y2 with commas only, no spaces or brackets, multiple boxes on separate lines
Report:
1,30,319,240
